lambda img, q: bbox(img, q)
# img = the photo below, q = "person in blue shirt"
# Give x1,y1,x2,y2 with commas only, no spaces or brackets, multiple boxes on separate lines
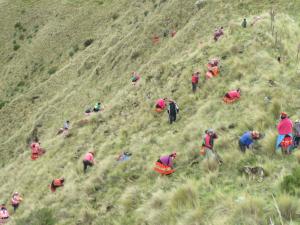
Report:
239,131,261,153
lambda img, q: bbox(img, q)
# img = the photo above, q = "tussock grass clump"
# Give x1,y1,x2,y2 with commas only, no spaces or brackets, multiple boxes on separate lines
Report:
48,67,57,75
277,194,299,220
281,167,300,195
84,39,94,48
16,208,57,225
202,157,219,172
169,181,198,209
294,151,300,164
260,129,277,155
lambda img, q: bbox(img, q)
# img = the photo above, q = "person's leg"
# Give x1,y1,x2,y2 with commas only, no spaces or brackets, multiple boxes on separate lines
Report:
192,83,196,92
173,113,176,122
83,160,88,173
239,140,246,153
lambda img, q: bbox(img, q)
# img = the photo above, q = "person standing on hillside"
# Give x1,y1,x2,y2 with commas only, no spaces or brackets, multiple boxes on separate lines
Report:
83,151,95,173
30,139,46,160
238,131,261,153
167,99,179,124
201,129,222,163
214,27,224,41
242,18,247,28
11,192,22,212
276,112,293,154
293,120,300,147
191,71,200,93
131,71,141,86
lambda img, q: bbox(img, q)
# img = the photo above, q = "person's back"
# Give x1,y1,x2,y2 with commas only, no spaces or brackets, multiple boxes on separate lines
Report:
278,118,293,135
228,90,240,99
0,206,9,219
191,74,199,84
240,131,253,145
168,102,177,115
156,99,166,109
63,121,70,130
84,152,94,162
159,155,172,167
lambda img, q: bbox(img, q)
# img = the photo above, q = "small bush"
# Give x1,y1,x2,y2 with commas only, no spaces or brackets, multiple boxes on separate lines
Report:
48,67,57,75
19,34,25,40
13,44,20,51
277,194,299,220
111,13,119,20
170,182,198,209
14,22,22,29
202,157,219,172
84,39,94,47
15,208,57,225
0,100,8,109
281,167,300,195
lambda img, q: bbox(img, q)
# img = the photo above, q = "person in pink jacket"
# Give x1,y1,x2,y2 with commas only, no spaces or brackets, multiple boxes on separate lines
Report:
83,151,95,173
223,88,241,103
276,112,293,153
155,98,167,111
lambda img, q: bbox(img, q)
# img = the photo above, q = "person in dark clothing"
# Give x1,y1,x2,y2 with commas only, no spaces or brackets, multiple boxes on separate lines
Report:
242,18,247,28
167,100,179,124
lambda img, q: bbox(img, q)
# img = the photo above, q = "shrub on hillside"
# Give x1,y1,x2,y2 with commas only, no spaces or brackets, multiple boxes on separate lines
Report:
48,67,57,75
16,208,57,225
0,100,8,109
277,194,299,220
170,182,198,209
281,167,300,195
13,43,20,51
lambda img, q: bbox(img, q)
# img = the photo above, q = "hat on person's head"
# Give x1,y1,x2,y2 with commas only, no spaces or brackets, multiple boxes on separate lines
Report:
170,151,177,158
252,131,260,138
281,112,287,117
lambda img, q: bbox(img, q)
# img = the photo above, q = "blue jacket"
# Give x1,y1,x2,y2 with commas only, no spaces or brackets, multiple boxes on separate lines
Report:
239,132,253,146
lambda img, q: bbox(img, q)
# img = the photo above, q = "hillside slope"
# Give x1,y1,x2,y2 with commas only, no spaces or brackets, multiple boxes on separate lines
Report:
1,0,300,224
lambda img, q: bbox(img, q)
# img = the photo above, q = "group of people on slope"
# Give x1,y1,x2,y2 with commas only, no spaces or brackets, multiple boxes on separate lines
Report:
0,193,22,222
155,98,179,124
276,112,300,154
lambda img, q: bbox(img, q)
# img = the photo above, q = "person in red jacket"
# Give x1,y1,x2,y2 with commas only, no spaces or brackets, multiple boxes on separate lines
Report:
83,151,95,173
223,88,241,103
276,112,293,154
191,72,200,93
201,129,223,164
50,178,65,192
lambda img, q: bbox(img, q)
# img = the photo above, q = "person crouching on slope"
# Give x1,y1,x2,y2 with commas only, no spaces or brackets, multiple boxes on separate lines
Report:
276,112,293,154
0,204,9,222
191,71,200,93
167,99,179,124
83,151,95,173
239,131,261,153
11,192,22,212
155,98,167,112
154,152,177,175
131,71,141,85
223,88,241,104
50,178,65,192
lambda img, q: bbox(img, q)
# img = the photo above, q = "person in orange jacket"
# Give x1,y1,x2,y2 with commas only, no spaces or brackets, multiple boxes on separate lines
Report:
11,192,22,212
83,151,95,173
50,178,65,192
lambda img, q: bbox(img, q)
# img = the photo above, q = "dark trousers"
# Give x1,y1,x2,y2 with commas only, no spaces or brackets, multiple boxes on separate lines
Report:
294,136,300,147
12,204,19,212
238,140,247,153
192,83,197,92
83,160,93,173
169,113,176,124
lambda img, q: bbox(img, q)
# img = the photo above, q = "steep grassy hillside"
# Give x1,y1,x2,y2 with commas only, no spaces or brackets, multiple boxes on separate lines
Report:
1,0,300,224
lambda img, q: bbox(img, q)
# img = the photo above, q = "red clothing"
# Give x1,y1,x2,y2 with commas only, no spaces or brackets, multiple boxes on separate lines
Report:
227,90,240,99
84,152,94,163
191,74,199,84
156,99,166,109
277,118,293,135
